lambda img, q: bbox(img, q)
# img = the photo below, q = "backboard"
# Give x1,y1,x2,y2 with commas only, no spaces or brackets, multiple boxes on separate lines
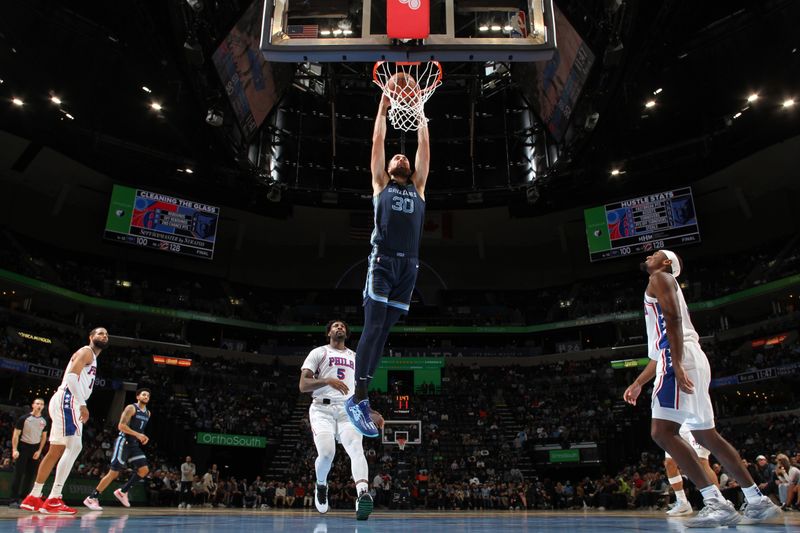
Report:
381,419,423,447
260,0,556,63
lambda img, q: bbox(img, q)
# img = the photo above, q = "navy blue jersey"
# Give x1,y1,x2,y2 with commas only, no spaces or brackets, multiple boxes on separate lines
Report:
120,404,149,442
370,180,425,256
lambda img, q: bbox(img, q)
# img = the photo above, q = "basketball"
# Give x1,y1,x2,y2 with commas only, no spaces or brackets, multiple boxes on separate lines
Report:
386,72,420,105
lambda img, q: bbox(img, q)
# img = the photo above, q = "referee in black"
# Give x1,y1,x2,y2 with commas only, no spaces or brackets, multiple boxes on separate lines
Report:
9,398,48,508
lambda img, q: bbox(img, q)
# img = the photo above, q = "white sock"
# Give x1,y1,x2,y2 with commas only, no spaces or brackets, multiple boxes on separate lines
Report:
699,484,724,503
356,482,369,496
30,482,44,498
48,482,63,499
674,489,687,503
742,484,764,504
316,480,327,486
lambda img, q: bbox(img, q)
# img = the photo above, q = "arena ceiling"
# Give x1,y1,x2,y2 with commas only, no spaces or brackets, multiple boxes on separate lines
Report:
1,0,798,214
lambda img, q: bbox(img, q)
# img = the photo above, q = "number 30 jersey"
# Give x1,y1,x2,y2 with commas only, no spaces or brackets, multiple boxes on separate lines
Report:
370,179,425,257
302,345,356,403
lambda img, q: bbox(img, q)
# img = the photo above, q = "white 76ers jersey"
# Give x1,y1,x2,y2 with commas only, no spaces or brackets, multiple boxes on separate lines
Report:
301,345,355,402
644,279,702,376
59,346,98,401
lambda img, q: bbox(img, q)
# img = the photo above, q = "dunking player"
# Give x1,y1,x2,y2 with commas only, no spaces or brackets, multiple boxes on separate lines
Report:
300,320,384,521
83,388,151,510
663,424,717,516
623,251,780,526
345,92,429,438
20,328,108,515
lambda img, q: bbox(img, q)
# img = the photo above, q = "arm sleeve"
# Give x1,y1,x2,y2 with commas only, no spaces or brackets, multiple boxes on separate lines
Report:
65,372,87,406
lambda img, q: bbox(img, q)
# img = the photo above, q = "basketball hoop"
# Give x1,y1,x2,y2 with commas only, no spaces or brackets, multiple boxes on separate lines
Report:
396,437,407,451
373,61,442,132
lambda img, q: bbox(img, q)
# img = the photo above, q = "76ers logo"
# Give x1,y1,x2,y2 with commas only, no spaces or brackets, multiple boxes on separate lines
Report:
399,0,421,10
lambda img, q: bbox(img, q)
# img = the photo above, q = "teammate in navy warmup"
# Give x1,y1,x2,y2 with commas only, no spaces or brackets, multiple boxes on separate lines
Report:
345,92,429,437
84,388,151,510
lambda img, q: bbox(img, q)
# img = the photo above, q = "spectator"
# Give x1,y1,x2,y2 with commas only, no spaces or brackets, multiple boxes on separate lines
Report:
179,456,196,508
191,475,208,506
775,453,799,510
274,482,286,508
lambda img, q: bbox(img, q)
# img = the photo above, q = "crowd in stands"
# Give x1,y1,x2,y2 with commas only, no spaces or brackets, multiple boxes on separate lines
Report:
2,229,799,337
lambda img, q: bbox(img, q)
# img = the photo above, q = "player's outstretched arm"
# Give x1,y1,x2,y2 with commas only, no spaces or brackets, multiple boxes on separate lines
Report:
413,121,430,200
371,97,391,195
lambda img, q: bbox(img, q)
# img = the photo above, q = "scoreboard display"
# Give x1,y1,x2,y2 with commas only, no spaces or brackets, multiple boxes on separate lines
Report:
584,187,700,262
104,185,219,259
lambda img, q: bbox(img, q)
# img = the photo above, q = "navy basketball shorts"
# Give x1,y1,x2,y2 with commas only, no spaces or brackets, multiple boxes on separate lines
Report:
363,249,419,313
110,437,148,471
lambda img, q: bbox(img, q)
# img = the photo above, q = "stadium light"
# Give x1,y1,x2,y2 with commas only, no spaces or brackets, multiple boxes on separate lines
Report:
320,30,331,36
746,93,759,103
653,88,663,95
65,113,74,120
645,100,656,108
142,86,152,93
490,25,501,31
479,24,489,32
150,101,162,111
50,95,62,105
185,168,194,174
783,98,795,108
12,97,24,106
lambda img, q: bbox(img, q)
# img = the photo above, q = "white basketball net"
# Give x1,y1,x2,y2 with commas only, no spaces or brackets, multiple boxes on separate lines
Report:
373,61,442,132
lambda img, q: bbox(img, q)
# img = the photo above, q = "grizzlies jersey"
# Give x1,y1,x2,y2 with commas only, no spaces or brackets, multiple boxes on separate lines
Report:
120,404,150,443
644,278,702,376
370,179,425,256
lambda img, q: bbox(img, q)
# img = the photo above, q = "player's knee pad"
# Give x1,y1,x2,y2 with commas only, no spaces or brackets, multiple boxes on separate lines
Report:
65,436,82,456
339,429,364,457
313,434,336,462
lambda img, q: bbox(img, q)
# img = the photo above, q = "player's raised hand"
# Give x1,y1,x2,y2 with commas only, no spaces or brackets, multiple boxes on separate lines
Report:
370,411,385,429
326,378,349,395
623,382,642,405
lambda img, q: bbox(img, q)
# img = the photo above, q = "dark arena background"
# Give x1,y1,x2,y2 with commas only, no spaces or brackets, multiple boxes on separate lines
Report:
1,0,799,531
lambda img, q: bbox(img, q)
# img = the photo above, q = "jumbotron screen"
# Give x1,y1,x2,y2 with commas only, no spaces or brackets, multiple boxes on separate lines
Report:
584,187,700,262
103,185,219,259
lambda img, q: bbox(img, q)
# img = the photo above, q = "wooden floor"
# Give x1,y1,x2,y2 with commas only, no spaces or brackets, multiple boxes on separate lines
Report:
1,507,798,532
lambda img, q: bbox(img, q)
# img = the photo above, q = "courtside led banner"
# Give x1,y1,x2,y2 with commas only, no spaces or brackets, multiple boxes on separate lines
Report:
196,432,266,448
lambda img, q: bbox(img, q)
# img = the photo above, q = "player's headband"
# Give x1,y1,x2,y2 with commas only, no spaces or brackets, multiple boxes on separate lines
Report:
660,249,681,278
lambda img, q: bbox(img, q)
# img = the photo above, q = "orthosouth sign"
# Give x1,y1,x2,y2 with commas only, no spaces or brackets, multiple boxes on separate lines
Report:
195,432,266,448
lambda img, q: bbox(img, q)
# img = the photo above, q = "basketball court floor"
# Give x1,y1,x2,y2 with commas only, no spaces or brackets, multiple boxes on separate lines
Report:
1,508,798,532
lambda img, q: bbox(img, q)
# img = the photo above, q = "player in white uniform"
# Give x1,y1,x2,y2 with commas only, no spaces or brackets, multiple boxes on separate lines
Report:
299,320,383,521
623,251,780,527
20,327,108,515
664,424,716,516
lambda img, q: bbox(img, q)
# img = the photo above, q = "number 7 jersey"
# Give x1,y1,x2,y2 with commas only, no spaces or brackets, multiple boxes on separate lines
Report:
301,345,356,402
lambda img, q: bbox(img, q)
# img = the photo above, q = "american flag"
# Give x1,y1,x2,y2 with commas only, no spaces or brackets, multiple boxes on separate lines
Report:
287,25,319,39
